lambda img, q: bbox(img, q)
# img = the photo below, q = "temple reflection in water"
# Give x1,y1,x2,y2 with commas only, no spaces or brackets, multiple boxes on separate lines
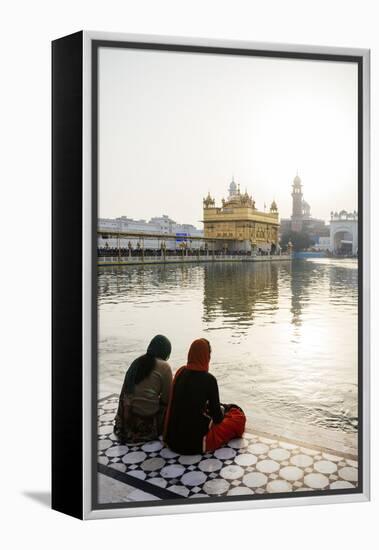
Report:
202,262,279,329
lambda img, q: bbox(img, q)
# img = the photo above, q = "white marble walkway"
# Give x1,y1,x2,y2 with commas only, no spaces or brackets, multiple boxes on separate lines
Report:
98,394,359,504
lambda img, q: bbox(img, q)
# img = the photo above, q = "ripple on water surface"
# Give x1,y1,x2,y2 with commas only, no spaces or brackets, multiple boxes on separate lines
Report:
98,260,358,433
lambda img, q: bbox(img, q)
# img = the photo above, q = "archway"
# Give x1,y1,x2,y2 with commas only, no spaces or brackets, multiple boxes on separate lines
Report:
333,230,353,255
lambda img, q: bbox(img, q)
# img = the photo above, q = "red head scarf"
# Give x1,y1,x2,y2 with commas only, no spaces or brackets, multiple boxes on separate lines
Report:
186,338,211,372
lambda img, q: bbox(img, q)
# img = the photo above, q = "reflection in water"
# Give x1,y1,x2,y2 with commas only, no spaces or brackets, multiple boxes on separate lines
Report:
98,259,358,433
203,262,279,329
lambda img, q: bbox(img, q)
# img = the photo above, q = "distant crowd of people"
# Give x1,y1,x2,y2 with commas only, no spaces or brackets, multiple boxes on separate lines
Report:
333,248,357,258
97,245,282,258
98,247,165,257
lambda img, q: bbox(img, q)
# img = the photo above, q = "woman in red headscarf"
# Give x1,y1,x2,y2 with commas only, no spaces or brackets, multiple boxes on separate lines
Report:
163,338,246,455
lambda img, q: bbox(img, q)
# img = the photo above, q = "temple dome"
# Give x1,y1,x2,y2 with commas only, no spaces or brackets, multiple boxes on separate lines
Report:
229,179,237,195
270,200,278,212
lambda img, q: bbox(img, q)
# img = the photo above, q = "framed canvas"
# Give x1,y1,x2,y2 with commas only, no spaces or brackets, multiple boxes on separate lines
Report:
52,31,370,520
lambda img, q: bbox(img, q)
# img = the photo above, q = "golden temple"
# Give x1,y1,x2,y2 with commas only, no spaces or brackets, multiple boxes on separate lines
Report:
203,179,279,253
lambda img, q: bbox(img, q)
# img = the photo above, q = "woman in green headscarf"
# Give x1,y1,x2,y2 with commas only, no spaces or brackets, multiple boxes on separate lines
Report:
114,335,172,443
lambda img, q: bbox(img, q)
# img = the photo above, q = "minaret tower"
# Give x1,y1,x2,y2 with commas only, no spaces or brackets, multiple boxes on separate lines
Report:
291,173,303,231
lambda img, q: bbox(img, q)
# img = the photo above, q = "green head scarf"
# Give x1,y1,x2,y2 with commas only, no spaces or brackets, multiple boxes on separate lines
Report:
124,335,172,393
146,334,172,360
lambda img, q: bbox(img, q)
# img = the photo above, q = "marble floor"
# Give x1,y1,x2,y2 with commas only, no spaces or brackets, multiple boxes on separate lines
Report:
98,394,359,503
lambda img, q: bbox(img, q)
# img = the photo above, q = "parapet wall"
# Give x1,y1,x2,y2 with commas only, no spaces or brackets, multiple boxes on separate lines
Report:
98,254,292,267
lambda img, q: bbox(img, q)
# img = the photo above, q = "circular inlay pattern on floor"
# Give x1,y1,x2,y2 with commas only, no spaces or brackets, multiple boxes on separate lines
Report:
203,478,230,495
322,452,342,462
98,425,113,435
105,445,128,458
98,439,113,451
141,457,165,471
304,473,329,489
181,471,207,486
338,466,358,482
178,454,202,465
214,447,236,460
290,454,313,468
98,395,358,501
279,441,298,450
199,458,223,472
256,459,280,474
280,466,304,481
234,453,257,467
243,472,268,488
227,486,254,496
220,465,244,480
268,448,290,461
160,447,178,459
248,443,269,455
314,460,338,475
260,437,277,445
148,477,168,488
228,438,248,449
267,480,292,493
142,440,163,453
122,451,147,464
330,480,355,489
128,469,147,480
169,485,190,497
160,464,185,478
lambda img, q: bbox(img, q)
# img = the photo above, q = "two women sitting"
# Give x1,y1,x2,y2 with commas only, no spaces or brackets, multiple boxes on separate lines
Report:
114,335,246,454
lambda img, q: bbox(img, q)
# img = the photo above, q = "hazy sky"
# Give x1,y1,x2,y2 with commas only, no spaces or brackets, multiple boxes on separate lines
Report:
99,47,358,228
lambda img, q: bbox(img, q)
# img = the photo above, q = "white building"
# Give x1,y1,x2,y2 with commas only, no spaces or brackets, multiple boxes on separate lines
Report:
329,210,358,255
98,214,204,250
